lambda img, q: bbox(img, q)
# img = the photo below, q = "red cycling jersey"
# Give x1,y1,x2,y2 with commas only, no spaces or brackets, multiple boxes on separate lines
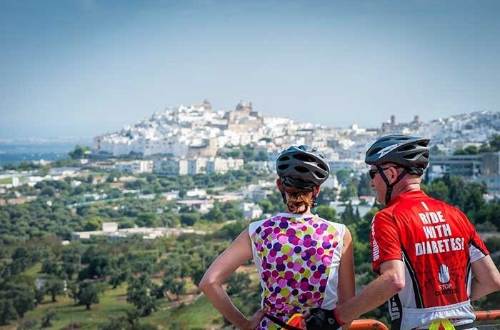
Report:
370,190,489,329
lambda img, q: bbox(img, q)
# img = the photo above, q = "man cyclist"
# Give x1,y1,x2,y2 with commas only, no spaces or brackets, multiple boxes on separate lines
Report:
306,135,500,330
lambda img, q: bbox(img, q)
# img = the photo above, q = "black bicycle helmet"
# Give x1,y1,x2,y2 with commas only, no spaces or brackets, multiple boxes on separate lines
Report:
365,135,430,171
276,145,330,189
365,135,430,205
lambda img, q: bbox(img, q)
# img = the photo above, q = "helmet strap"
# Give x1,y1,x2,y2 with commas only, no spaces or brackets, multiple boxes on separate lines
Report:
377,166,407,205
280,191,287,205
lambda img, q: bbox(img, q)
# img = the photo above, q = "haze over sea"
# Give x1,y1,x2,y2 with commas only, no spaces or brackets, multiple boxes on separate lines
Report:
0,141,91,165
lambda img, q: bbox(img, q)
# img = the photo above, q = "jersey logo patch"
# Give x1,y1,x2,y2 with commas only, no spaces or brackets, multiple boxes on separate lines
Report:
438,264,450,284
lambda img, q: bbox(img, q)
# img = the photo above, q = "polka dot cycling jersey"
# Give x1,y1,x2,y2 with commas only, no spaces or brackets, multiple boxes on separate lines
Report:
248,212,346,329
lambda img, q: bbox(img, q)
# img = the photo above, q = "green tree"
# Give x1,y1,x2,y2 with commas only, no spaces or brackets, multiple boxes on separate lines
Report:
454,145,479,155
221,202,244,221
335,169,352,185
316,187,338,203
340,203,361,225
69,145,91,159
137,213,159,227
67,281,79,304
315,205,337,221
357,173,373,197
169,279,186,300
180,212,200,226
79,254,111,279
227,273,251,296
42,259,63,277
203,204,225,222
77,281,100,310
35,287,45,304
40,186,56,197
62,251,81,280
0,283,36,318
258,199,274,214
489,134,500,151
0,299,17,325
474,201,500,231
45,278,65,302
255,150,268,161
423,180,449,201
41,309,57,328
109,269,130,289
127,275,157,316
339,183,357,202
83,216,102,231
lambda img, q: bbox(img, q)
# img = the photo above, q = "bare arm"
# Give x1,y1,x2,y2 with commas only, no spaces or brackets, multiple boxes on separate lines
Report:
199,229,264,329
336,260,405,324
470,255,500,301
338,228,355,330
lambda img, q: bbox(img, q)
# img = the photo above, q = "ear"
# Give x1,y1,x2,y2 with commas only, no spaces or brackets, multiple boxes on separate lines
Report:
276,178,284,192
313,185,320,197
387,167,399,183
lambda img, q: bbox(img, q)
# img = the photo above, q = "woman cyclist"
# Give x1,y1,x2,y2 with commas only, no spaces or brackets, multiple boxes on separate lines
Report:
199,145,355,329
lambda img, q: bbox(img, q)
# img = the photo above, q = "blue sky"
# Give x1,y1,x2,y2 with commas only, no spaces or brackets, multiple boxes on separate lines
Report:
1,0,499,139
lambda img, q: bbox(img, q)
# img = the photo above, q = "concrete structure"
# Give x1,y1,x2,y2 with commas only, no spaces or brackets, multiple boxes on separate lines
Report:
427,155,482,180
115,160,153,174
102,222,118,232
154,157,244,176
72,225,205,240
242,202,263,219
427,152,500,193
176,199,214,213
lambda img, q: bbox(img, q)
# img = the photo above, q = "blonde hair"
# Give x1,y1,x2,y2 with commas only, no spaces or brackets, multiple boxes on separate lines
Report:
285,190,314,214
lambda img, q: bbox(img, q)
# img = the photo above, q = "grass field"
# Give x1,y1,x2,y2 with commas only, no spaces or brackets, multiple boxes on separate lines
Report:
0,281,224,330
0,178,12,185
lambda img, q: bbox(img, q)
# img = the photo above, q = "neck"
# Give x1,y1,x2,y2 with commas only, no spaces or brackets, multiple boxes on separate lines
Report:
389,181,421,201
285,207,312,215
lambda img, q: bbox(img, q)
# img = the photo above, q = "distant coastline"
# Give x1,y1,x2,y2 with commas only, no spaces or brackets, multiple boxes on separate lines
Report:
0,141,90,166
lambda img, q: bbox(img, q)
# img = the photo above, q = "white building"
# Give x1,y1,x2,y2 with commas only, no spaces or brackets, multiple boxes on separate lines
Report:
177,199,214,213
186,188,207,199
162,191,179,201
242,203,263,219
154,157,244,176
72,225,205,240
206,158,244,174
115,160,154,174
49,167,80,178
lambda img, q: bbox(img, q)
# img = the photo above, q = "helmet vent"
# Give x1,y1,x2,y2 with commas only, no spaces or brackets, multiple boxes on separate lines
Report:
295,166,309,173
278,164,289,170
315,171,326,178
293,154,316,162
279,156,290,161
317,163,328,171
404,152,420,159
401,145,416,151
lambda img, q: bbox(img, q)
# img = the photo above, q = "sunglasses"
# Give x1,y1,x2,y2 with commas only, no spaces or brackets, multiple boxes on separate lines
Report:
368,166,395,179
